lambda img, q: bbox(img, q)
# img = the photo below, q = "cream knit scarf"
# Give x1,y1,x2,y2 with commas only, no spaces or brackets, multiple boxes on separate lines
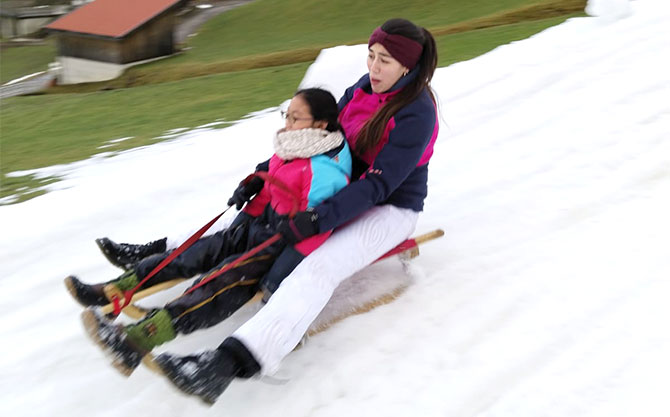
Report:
273,128,344,161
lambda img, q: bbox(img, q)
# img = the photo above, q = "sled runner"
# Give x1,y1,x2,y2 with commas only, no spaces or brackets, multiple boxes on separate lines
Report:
98,228,444,321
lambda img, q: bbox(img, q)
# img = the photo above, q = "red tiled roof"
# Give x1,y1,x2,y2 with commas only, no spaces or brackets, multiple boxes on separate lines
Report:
46,0,182,38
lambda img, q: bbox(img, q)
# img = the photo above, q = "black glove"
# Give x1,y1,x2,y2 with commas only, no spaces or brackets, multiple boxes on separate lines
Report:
228,175,265,210
277,208,320,244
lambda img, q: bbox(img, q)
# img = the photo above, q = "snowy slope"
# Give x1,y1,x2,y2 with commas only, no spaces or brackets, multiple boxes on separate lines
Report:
1,1,670,415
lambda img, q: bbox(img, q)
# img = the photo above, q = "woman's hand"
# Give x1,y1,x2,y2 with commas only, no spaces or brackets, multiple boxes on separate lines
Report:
277,208,320,244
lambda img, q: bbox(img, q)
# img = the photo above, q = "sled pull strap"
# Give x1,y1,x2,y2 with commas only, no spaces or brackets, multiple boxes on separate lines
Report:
252,171,301,218
112,171,301,315
112,206,233,315
181,233,282,297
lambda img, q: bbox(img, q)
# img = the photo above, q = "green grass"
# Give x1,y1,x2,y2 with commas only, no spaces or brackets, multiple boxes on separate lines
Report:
0,40,56,84
1,61,310,203
0,0,586,203
48,0,586,92
1,61,309,165
175,0,535,63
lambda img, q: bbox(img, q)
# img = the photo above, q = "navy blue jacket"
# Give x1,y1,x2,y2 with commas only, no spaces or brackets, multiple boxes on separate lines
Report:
313,68,439,232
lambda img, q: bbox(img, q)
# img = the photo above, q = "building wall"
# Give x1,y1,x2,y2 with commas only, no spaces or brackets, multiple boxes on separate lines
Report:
0,4,72,38
54,11,175,64
56,56,126,84
19,16,58,35
55,53,171,84
0,17,16,38
0,12,66,37
119,12,175,63
56,34,123,63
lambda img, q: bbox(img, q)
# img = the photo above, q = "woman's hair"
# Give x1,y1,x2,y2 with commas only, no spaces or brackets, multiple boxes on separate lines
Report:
295,88,343,133
355,18,438,155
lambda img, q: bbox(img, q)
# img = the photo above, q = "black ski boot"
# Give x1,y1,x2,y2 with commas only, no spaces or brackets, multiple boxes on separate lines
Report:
81,308,149,376
64,270,140,308
153,337,260,405
64,275,108,307
95,237,167,270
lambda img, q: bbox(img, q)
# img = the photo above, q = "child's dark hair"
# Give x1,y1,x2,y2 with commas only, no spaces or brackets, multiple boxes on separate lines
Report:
355,18,437,154
295,88,343,132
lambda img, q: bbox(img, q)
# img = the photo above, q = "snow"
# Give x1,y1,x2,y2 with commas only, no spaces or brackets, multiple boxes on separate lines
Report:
585,0,633,19
2,0,670,415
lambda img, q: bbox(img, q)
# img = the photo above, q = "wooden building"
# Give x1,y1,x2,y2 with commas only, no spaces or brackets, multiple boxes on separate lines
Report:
0,4,70,39
45,0,184,84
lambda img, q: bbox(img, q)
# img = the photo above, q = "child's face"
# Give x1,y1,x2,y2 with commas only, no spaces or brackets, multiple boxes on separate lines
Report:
283,95,318,131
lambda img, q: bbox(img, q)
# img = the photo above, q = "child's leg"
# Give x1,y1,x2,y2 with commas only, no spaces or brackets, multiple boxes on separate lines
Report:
112,221,255,293
80,251,274,377
95,212,239,270
95,237,167,271
67,222,254,307
165,251,277,334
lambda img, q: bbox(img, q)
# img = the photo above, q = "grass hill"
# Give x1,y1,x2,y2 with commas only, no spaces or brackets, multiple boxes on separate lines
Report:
0,0,586,203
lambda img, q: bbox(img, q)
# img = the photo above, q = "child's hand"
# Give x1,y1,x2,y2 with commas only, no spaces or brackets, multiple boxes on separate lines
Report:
228,175,265,209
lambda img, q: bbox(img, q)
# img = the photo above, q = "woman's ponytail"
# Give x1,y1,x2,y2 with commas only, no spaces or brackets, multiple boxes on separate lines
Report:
419,27,438,88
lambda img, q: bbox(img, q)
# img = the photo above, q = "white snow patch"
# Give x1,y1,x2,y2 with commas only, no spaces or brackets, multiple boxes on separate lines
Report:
586,0,633,21
97,136,135,149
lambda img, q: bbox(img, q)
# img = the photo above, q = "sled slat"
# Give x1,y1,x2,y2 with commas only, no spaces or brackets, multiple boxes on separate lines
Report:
100,230,444,317
413,229,444,245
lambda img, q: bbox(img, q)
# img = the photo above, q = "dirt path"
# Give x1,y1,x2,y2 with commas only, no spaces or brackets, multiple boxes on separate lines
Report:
0,71,54,99
175,0,255,44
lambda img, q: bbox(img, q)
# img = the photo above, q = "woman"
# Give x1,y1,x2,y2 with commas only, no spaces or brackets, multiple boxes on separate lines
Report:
73,88,352,376
153,18,439,405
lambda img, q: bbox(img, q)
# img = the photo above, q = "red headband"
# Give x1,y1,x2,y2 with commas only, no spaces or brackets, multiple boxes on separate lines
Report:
368,27,423,70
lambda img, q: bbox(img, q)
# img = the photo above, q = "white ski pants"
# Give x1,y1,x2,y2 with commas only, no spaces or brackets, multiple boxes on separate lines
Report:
232,205,419,375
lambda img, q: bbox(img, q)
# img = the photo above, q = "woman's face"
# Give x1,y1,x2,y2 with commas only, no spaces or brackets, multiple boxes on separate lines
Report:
283,95,327,131
367,43,408,94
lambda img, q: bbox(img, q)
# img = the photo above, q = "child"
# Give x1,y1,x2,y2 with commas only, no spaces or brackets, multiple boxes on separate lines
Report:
72,88,352,376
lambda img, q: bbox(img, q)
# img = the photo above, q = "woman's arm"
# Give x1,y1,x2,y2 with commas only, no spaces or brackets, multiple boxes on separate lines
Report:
315,95,437,232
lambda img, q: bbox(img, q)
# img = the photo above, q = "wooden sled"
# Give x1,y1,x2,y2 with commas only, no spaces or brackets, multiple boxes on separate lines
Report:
101,229,444,318
137,229,444,374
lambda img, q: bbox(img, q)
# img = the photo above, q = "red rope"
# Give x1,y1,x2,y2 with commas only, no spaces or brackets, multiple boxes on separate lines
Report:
180,171,302,296
182,233,281,296
252,171,301,218
112,207,232,315
112,170,301,315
